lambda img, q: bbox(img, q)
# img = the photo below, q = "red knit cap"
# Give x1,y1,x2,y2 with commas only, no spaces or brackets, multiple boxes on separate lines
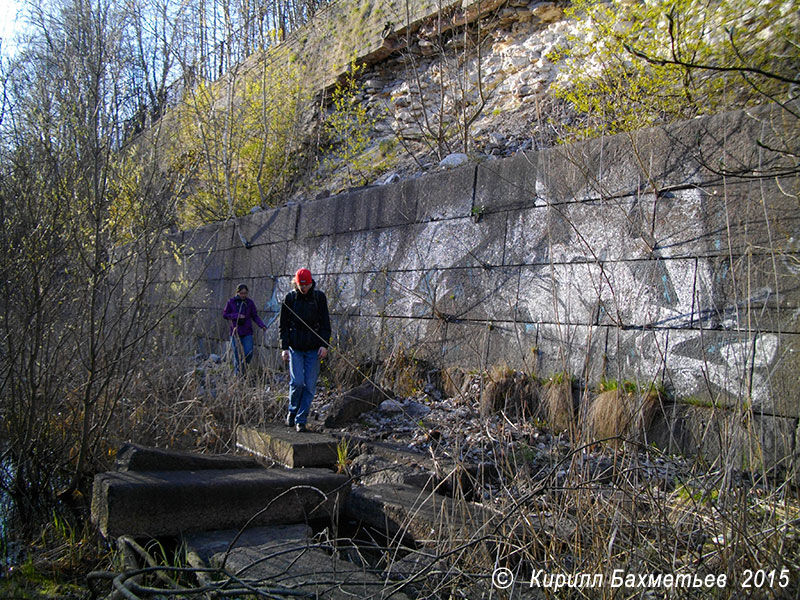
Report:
295,268,312,285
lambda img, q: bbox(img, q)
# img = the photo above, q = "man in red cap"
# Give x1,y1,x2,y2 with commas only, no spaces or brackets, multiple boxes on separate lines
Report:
279,268,331,432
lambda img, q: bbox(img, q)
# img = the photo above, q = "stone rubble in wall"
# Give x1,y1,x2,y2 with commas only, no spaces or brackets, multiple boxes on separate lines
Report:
298,1,575,200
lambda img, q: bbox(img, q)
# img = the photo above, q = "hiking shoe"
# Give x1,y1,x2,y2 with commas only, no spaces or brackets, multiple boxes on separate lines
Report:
285,413,295,427
295,423,307,433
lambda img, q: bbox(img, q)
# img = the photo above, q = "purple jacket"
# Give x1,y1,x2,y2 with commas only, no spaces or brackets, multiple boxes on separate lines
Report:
223,296,266,337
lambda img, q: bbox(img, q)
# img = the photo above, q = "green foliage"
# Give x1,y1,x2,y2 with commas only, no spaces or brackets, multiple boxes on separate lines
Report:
551,0,800,141
0,571,85,600
378,136,397,157
598,377,637,394
167,62,312,228
598,377,666,396
677,483,720,505
513,442,538,464
547,371,574,386
107,143,183,243
324,59,380,186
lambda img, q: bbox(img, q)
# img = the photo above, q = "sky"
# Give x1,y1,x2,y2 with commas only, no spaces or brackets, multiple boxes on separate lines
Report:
0,0,21,56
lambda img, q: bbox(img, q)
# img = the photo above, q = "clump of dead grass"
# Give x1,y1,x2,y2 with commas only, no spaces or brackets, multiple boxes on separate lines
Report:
379,343,439,397
107,341,284,456
479,365,538,419
586,379,662,447
541,372,578,435
441,366,473,402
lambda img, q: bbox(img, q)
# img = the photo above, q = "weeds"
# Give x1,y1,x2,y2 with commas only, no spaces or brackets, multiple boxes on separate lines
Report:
336,437,353,476
50,354,798,600
541,373,577,436
2,298,795,600
108,349,798,599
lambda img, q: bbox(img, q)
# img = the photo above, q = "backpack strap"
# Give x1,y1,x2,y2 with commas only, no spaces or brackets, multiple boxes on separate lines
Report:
286,290,297,319
311,290,320,314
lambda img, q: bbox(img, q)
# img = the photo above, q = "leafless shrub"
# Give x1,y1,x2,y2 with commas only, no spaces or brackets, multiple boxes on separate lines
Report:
99,335,285,458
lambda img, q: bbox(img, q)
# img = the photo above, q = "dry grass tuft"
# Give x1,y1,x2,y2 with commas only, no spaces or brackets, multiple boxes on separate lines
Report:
479,365,538,419
541,376,577,434
441,365,471,402
587,387,660,446
380,343,438,397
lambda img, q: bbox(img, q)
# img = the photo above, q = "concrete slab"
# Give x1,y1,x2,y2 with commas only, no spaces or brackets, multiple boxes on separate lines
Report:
184,524,313,568
92,467,349,538
236,424,340,468
352,439,497,497
345,483,500,545
346,483,576,563
113,442,262,472
184,525,411,599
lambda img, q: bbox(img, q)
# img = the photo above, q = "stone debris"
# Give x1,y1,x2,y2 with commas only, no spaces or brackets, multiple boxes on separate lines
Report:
290,0,576,202
95,372,767,600
438,152,469,169
315,382,695,501
323,380,392,428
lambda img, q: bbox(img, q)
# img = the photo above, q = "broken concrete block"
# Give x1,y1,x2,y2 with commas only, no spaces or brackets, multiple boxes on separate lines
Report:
114,442,262,472
345,483,498,545
324,381,392,427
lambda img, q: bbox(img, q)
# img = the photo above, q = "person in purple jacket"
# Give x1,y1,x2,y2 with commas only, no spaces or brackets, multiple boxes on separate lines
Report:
223,284,267,375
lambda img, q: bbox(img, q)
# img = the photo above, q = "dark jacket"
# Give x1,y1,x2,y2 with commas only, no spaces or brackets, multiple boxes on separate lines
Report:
223,296,266,337
279,281,331,351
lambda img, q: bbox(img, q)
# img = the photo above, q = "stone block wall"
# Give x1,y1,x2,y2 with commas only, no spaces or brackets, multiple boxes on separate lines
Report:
162,104,799,469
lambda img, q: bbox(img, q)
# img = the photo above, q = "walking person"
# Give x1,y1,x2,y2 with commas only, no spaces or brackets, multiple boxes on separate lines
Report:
223,284,267,375
279,268,331,432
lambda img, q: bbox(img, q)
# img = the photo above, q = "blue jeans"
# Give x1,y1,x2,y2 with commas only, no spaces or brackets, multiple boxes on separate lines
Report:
288,349,320,425
231,334,253,375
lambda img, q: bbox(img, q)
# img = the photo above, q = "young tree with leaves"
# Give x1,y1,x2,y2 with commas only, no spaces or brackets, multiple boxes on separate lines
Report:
551,0,800,141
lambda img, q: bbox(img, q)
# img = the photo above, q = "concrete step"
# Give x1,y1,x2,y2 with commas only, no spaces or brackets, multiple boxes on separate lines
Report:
236,424,340,468
184,525,411,600
92,467,349,538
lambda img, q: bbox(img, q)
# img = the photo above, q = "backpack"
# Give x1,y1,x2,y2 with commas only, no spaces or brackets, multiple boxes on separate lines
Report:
285,290,322,349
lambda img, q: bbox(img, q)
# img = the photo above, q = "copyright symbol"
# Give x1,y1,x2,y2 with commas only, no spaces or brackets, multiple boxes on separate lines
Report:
492,567,514,589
